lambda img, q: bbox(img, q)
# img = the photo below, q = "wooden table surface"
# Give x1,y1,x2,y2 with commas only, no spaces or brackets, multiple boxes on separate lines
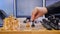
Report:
0,30,60,34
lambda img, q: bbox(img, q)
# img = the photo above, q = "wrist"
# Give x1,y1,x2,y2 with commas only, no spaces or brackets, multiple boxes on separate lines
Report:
36,7,48,14
42,7,48,14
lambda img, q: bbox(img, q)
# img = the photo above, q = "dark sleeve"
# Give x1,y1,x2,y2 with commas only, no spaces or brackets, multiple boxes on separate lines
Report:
45,1,60,17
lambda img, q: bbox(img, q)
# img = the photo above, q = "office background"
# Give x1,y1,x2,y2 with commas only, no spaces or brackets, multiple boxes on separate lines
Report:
0,0,59,16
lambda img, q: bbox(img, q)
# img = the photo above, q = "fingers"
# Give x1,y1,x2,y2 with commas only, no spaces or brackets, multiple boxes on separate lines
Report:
35,13,40,19
35,13,44,19
31,7,47,21
31,13,34,21
31,8,37,21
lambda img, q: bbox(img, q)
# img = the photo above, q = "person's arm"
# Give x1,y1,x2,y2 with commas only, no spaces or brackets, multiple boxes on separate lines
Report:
31,1,60,21
45,1,60,17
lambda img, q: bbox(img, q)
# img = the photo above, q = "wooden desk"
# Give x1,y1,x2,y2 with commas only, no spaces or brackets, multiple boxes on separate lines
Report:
0,30,60,34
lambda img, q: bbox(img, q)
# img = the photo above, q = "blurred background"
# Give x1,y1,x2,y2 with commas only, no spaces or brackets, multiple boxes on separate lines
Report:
0,0,60,27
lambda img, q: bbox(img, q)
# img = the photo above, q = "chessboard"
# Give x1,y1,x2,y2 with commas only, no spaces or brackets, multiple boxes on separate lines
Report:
0,15,60,31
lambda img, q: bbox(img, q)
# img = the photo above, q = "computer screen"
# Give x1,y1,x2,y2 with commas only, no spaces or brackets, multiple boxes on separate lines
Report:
16,0,43,17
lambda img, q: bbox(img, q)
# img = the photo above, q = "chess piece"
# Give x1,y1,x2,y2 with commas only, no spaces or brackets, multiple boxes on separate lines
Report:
23,20,26,23
26,21,30,29
31,21,35,27
23,17,30,23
